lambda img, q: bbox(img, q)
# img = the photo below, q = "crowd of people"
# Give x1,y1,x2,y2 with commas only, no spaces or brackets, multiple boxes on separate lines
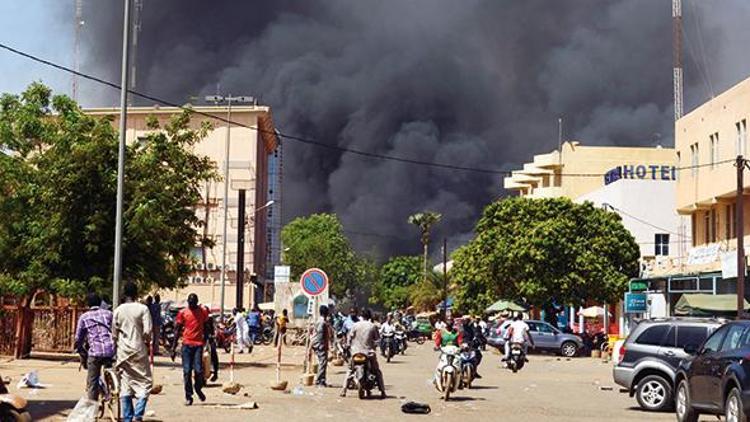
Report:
74,286,537,421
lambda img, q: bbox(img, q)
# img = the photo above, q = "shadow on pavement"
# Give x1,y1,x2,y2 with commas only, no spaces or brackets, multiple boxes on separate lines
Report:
468,385,498,390
447,396,486,402
26,399,78,420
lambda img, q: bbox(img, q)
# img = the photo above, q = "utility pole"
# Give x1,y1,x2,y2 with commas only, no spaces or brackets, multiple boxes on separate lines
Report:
737,155,748,319
112,0,132,307
72,0,83,101
205,94,254,315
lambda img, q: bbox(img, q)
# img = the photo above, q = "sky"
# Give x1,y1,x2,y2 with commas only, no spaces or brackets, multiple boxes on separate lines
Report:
2,1,750,261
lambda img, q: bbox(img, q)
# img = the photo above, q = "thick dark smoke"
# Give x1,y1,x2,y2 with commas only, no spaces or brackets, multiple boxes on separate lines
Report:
72,0,750,260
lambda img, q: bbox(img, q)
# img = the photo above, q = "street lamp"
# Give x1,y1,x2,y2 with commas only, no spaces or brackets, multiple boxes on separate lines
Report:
205,94,254,315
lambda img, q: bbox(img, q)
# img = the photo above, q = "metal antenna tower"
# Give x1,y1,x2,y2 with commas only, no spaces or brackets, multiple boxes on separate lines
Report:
673,0,684,122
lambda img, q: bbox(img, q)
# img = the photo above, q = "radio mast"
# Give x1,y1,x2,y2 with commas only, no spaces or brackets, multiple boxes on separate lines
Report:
673,0,683,122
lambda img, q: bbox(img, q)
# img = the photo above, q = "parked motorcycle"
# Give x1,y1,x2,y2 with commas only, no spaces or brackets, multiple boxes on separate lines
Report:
160,314,177,354
0,373,31,421
507,342,526,373
395,330,407,355
350,353,377,399
215,319,236,353
459,344,478,388
434,345,461,401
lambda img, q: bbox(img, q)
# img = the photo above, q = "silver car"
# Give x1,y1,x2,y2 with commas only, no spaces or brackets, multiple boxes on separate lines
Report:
612,318,722,412
487,320,583,357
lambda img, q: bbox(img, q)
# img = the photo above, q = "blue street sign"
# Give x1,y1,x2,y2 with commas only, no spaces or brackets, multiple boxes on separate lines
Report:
625,292,647,313
300,268,329,297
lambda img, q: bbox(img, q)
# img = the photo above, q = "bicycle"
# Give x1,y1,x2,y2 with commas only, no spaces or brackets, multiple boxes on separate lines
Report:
97,367,121,422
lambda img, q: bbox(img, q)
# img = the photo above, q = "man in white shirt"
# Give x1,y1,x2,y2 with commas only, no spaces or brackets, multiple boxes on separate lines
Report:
504,314,534,362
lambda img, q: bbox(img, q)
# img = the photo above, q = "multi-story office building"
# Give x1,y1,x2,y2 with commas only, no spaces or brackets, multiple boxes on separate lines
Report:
86,105,280,310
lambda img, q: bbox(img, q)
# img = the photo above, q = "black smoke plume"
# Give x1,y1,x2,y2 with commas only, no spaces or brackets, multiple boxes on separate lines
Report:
72,0,750,259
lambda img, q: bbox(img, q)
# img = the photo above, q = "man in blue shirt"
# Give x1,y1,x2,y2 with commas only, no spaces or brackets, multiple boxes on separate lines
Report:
246,305,262,345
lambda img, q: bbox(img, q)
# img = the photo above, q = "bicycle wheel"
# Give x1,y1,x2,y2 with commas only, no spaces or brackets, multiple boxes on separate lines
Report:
102,369,121,422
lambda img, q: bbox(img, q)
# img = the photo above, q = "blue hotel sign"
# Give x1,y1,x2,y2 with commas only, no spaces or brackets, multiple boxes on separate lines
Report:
625,292,648,313
604,165,676,185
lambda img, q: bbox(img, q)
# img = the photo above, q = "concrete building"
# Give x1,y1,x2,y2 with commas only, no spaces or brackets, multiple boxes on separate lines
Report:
85,105,280,311
503,141,676,200
665,75,750,296
577,179,688,264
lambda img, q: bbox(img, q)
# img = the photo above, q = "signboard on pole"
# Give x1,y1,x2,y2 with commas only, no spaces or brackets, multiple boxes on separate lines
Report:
274,265,291,285
625,292,648,313
299,268,329,297
629,280,649,293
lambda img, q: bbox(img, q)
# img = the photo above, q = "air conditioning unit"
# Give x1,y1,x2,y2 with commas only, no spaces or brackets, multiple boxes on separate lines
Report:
196,263,206,271
207,263,216,271
194,276,204,284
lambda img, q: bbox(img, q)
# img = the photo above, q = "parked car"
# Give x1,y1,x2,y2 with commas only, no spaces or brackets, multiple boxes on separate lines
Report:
486,320,583,357
675,320,750,422
613,318,721,412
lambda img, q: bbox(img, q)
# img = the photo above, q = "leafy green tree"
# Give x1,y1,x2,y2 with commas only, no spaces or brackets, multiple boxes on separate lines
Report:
372,255,422,309
409,269,445,312
451,197,639,314
0,83,217,300
281,213,368,298
407,211,441,282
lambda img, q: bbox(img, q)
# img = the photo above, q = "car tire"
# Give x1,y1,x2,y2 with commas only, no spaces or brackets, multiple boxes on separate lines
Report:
635,375,672,412
675,380,699,422
725,387,747,422
560,341,578,357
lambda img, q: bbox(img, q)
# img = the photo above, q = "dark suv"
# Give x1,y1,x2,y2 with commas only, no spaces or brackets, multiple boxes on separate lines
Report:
675,320,750,422
613,318,721,411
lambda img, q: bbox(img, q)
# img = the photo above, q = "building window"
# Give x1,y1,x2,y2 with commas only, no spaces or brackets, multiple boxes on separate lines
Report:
704,211,710,244
691,214,697,246
726,203,737,240
738,119,748,157
710,208,717,243
710,133,719,169
655,234,670,256
690,143,699,176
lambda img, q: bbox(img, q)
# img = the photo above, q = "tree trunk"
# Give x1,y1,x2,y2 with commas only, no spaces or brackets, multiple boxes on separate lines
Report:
422,240,429,283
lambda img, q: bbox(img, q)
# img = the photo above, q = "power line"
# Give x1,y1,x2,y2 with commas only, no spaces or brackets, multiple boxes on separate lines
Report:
603,203,687,238
0,41,732,178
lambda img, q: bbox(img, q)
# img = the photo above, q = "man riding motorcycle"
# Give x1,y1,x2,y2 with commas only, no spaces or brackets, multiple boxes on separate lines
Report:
379,314,397,355
340,309,386,399
434,319,462,349
503,313,534,363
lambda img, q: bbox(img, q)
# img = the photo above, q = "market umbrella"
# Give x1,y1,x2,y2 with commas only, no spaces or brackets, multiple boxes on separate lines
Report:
485,299,526,313
580,306,611,318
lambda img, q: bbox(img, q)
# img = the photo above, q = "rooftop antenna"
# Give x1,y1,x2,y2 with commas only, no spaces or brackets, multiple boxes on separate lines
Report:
558,116,563,165
673,0,684,123
72,0,84,101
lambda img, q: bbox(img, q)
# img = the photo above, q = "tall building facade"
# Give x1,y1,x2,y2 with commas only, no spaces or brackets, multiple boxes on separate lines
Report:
85,106,279,310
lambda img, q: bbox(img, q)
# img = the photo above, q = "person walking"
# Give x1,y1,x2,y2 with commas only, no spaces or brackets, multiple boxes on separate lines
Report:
175,293,209,406
246,305,262,345
311,305,331,387
113,282,153,422
275,309,289,347
233,308,250,353
148,294,163,355
74,292,116,401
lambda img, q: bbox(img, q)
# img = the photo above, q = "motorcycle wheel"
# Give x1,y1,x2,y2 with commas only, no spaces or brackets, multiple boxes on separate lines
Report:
358,385,366,400
416,335,425,345
443,376,452,401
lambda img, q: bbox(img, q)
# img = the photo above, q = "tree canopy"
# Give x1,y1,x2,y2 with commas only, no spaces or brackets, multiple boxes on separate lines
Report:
371,255,422,310
0,83,217,299
451,197,640,314
281,213,370,299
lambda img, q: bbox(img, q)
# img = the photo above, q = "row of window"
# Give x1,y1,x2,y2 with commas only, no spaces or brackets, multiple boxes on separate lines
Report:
691,203,738,246
687,119,747,176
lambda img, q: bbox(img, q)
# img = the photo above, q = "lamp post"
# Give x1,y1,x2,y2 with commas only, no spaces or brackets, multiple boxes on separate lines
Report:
112,0,132,307
204,95,254,315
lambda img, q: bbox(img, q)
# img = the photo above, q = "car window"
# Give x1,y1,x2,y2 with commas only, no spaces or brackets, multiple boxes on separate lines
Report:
537,323,554,333
702,325,729,354
526,322,538,332
662,326,677,347
635,324,670,346
676,326,709,348
720,325,748,352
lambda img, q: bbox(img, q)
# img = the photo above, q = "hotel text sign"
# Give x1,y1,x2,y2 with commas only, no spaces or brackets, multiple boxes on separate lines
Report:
604,165,676,185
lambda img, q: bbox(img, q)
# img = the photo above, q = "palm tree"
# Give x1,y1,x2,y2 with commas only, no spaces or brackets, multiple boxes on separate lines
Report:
408,211,442,283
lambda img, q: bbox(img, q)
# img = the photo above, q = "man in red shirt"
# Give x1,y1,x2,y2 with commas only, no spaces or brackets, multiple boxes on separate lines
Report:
175,293,209,405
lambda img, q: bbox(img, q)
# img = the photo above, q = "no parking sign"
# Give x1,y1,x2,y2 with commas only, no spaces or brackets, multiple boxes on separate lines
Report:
299,268,329,297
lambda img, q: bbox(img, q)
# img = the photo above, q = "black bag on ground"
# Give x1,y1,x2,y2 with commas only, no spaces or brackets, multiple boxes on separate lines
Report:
401,401,431,414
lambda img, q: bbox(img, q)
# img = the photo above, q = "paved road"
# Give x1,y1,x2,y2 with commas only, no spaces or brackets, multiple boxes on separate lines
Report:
2,343,686,421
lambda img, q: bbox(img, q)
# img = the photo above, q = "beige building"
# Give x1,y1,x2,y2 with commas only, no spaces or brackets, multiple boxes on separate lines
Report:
674,75,750,275
86,106,279,311
503,141,676,200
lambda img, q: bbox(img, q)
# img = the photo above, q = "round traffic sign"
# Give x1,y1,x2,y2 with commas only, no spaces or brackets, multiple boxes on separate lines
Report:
299,268,329,297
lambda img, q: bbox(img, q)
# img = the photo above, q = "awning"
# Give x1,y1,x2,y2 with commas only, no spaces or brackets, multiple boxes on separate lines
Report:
485,299,526,313
674,294,750,316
